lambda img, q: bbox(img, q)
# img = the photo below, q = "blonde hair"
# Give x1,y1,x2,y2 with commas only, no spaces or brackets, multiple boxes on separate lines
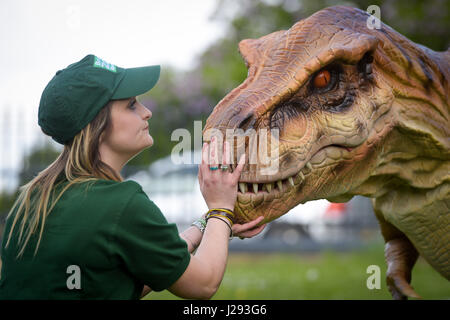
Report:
5,101,122,258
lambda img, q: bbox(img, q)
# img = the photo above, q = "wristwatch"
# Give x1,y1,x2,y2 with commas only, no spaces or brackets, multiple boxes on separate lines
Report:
191,217,207,233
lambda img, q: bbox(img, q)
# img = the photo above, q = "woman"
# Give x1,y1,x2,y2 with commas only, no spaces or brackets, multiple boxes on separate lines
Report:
0,55,265,299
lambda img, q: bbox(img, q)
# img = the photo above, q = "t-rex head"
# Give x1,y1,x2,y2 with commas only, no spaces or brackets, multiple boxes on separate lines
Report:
203,6,449,224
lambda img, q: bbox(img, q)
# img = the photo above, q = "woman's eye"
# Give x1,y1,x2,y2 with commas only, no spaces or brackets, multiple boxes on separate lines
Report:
129,100,136,109
312,70,331,89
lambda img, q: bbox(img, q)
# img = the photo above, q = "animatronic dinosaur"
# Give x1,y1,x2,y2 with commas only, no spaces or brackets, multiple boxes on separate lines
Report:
203,6,449,299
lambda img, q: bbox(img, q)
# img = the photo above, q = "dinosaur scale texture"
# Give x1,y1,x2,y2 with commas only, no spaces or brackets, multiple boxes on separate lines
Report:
204,6,449,299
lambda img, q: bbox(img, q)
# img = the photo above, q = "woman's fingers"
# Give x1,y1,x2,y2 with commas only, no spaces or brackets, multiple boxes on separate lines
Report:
222,140,230,167
232,153,246,181
237,224,267,238
239,215,264,230
200,142,209,180
209,137,219,172
232,216,265,237
201,142,208,164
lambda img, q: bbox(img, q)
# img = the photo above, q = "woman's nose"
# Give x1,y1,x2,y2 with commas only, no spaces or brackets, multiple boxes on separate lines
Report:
144,109,152,121
140,103,152,120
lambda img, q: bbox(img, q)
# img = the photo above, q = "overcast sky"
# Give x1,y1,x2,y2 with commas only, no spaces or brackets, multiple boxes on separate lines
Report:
0,0,224,105
0,0,225,191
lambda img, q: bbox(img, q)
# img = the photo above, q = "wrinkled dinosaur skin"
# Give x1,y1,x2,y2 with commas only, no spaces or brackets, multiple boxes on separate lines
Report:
204,6,449,299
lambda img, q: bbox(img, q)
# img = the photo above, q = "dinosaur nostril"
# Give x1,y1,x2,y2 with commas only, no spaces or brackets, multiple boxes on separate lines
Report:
238,113,255,131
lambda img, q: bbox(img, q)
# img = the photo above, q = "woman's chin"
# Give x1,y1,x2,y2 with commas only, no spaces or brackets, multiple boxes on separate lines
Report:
145,135,154,147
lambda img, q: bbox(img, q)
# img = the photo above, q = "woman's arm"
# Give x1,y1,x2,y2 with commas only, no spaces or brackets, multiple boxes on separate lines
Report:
140,216,264,299
168,217,230,299
141,285,152,298
167,139,247,299
141,225,203,298
179,225,203,253
174,214,227,297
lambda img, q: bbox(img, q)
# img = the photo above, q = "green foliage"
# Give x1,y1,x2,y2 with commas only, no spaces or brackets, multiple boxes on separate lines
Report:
17,142,61,187
212,0,449,51
129,67,212,172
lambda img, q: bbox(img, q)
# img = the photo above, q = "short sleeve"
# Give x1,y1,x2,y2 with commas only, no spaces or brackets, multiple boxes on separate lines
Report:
113,190,191,291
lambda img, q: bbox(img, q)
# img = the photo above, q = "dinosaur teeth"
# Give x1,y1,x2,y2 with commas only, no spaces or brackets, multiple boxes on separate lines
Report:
306,162,313,170
238,175,298,194
299,171,305,181
288,176,294,187
277,180,283,192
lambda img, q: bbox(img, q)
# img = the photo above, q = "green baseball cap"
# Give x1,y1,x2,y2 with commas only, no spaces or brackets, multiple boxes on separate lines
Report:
38,54,160,145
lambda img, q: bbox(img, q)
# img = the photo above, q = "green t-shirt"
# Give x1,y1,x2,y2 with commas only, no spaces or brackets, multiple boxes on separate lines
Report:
0,179,190,300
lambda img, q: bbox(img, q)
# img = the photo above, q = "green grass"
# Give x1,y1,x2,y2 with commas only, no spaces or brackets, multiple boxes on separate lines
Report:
145,241,449,300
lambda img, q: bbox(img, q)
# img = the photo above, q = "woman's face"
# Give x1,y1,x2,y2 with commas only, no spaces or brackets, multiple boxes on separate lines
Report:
100,97,153,160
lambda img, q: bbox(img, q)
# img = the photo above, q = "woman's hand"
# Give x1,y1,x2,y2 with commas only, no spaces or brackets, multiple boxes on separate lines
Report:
198,136,267,240
198,136,245,211
233,216,266,239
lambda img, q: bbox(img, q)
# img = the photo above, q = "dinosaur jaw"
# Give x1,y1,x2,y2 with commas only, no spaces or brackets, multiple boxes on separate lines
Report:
235,144,354,224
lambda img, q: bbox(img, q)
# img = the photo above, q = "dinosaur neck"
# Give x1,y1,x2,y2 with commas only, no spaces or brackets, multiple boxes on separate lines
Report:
349,46,449,203
374,25,450,110
373,24,449,147
366,124,448,191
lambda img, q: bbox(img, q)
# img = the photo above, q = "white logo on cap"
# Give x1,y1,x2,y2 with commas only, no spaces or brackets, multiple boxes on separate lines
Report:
93,56,117,72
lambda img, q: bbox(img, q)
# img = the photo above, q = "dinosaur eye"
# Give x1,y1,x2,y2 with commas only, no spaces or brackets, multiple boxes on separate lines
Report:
313,70,331,88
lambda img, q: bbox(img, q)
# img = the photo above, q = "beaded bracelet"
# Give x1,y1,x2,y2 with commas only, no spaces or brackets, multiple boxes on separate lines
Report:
207,213,233,227
191,217,207,233
205,208,235,239
206,210,234,226
207,208,234,217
